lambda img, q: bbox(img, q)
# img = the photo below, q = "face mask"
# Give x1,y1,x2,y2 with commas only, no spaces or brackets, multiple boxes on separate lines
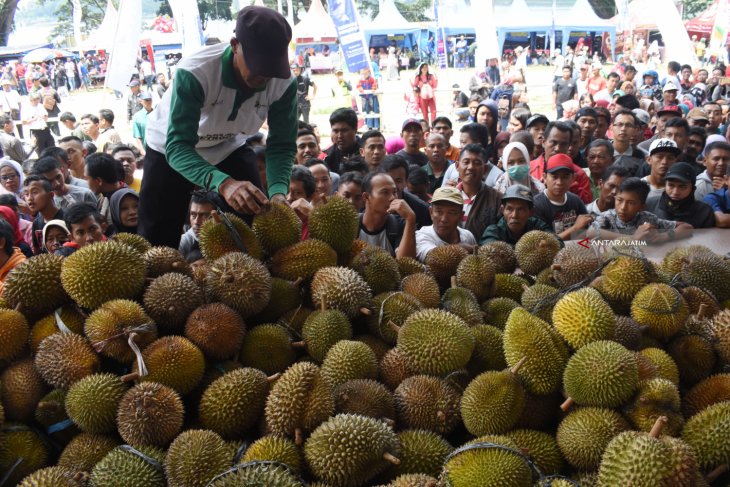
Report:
507,164,530,181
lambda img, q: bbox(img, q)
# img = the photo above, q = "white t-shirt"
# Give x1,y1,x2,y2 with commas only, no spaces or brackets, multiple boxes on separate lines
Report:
641,175,665,199
141,60,153,77
415,225,477,262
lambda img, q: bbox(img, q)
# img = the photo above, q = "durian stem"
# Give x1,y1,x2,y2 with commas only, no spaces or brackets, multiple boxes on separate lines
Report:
436,410,447,422
36,401,59,412
294,428,303,446
697,303,708,320
551,264,561,271
538,239,549,249
521,284,529,291
211,211,222,223
360,307,372,316
13,301,22,312
121,371,140,382
450,276,458,288
383,452,401,465
267,373,282,383
128,333,148,378
291,341,306,349
706,464,729,483
383,418,395,428
320,299,327,311
510,357,527,374
560,397,575,412
387,320,401,334
73,472,89,483
649,416,668,438
320,194,328,204
292,277,303,287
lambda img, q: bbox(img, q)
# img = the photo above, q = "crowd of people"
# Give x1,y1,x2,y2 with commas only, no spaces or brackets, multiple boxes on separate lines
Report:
0,5,728,289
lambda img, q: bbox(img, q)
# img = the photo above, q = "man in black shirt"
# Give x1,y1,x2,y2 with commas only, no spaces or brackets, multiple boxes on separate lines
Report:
381,154,432,229
397,118,429,167
292,64,316,124
324,108,361,174
553,66,577,119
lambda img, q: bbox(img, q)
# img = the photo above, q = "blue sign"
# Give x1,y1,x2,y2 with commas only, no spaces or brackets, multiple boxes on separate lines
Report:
328,0,370,73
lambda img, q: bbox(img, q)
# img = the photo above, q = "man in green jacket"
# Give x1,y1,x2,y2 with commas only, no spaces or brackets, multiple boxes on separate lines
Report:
480,184,559,246
139,6,298,247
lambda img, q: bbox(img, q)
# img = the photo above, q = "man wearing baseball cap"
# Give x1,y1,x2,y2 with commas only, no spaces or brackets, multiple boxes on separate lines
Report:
415,186,477,262
480,184,557,246
637,104,682,156
645,161,716,228
397,119,428,167
642,138,681,199
139,6,298,247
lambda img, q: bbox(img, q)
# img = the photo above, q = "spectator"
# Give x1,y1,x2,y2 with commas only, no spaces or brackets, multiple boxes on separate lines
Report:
480,184,556,246
337,171,364,212
357,68,380,130
611,110,644,176
406,165,431,203
126,80,143,122
23,174,63,254
431,116,460,161
359,130,386,173
704,177,730,227
324,108,361,174
111,144,142,192
494,141,544,195
525,114,549,159
0,218,25,293
381,154,431,228
397,118,429,166
685,127,707,175
42,219,69,254
22,92,54,154
40,146,89,189
415,187,477,262
584,139,614,200
132,91,154,156
97,109,122,153
56,202,107,256
84,152,126,225
107,188,140,236
553,66,578,118
0,116,27,163
642,138,681,198
575,107,598,157
424,133,452,193
295,129,322,165
586,165,631,216
645,162,715,228
456,143,503,241
586,63,607,96
304,158,339,204
32,156,97,209
0,204,31,257
179,193,214,262
0,158,25,203
58,136,88,181
413,63,438,124
695,140,730,201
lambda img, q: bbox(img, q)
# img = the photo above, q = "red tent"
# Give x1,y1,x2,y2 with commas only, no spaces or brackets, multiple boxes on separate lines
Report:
685,0,730,40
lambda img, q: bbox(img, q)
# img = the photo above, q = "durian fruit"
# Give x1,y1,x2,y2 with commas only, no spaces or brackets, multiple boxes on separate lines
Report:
0,308,28,361
135,336,205,395
57,432,118,473
300,309,353,362
556,407,630,471
481,297,520,329
455,254,496,302
252,201,302,255
165,429,233,487
34,390,77,443
116,381,184,448
29,305,85,353
600,256,653,305
425,244,468,288
310,266,372,319
353,247,402,295
562,340,638,409
208,461,304,487
660,244,716,275
681,401,730,470
35,332,100,389
460,360,526,436
503,308,568,395
185,303,246,361
17,466,85,487
60,240,147,309
599,417,700,486
514,230,561,275
3,358,50,421
630,283,689,340
552,287,616,349
271,239,338,281
309,195,359,253
492,273,529,302
380,347,416,390
667,333,716,387
401,273,441,309
394,375,461,435
613,315,642,350
91,444,166,487
478,241,517,274
206,252,272,318
279,306,313,333
506,429,564,476
0,424,49,485
468,325,506,375
442,284,484,327
239,323,297,374
335,379,395,421
678,251,730,302
369,292,422,344
340,239,373,267
241,435,304,472
623,378,684,436
441,435,533,487
396,257,427,277
2,253,67,317
386,473,439,487
551,244,602,287
395,309,475,376
710,308,730,365
254,277,303,324
638,348,680,385
113,232,152,254
520,283,558,323
84,299,157,365
144,273,203,330
65,372,128,434
304,413,401,487
682,374,730,417
199,368,271,439
513,392,563,432
534,267,558,288
321,340,379,388
389,429,452,479
681,286,721,318
355,334,390,361
198,211,263,261
144,246,190,277
265,362,335,445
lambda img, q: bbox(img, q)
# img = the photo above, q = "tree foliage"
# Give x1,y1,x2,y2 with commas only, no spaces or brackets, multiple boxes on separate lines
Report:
36,0,114,42
156,0,234,30
681,0,713,20
0,0,20,46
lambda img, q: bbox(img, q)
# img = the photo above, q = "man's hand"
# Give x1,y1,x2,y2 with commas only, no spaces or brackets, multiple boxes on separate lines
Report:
633,222,657,242
218,178,268,215
388,199,415,223
270,193,289,207
573,214,594,230
290,198,313,221
712,176,727,190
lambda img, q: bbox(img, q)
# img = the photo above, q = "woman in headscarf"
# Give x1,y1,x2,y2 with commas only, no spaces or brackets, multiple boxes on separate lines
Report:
475,100,499,159
107,188,139,236
42,219,69,253
0,158,29,212
493,141,545,196
0,205,32,257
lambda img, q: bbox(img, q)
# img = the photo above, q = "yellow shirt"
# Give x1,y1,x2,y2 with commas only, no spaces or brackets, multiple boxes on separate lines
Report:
129,177,142,193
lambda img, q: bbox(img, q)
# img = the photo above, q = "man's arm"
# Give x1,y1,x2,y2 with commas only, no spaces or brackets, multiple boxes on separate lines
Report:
265,79,298,199
714,212,730,227
391,200,416,259
309,79,317,100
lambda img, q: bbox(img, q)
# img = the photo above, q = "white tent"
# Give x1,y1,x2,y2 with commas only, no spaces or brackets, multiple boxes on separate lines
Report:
294,0,337,42
363,0,423,46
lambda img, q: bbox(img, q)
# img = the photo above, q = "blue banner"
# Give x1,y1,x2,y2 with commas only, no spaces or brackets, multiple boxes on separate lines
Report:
328,0,370,73
433,0,448,69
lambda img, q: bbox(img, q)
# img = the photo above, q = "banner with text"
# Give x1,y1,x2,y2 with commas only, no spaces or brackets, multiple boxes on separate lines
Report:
328,0,370,73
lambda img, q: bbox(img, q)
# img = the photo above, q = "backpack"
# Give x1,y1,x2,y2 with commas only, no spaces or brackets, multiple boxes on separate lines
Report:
358,213,401,253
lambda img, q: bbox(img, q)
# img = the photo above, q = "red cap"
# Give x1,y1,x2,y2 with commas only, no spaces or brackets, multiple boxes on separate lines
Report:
657,105,682,118
594,99,609,108
546,154,575,174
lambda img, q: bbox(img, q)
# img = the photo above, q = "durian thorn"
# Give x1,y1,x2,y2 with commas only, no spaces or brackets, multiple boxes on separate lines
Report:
171,261,182,269
697,303,709,320
13,301,22,312
510,356,527,374
560,397,575,412
436,410,447,422
168,306,176,313
266,373,281,383
551,264,561,271
383,417,395,428
450,276,458,288
291,341,306,349
145,277,155,284
649,416,668,438
121,371,140,383
387,320,401,334
211,211,222,223
360,307,372,316
383,452,401,465
294,428,304,446
706,464,729,483
292,277,303,287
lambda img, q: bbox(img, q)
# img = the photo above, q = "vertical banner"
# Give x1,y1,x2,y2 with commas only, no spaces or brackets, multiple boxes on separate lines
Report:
710,0,728,62
105,0,142,92
549,0,556,55
72,0,83,48
328,0,370,73
168,0,205,55
434,0,447,68
472,0,499,67
653,0,699,65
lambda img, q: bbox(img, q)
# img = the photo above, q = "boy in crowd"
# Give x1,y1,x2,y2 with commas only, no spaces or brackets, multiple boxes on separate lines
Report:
645,162,715,228
695,140,730,201
337,171,364,212
179,193,215,262
533,154,591,240
397,119,429,166
304,158,339,204
642,138,681,198
31,156,97,209
358,172,416,258
40,146,89,188
480,184,555,246
704,176,730,227
415,187,477,262
359,130,386,172
381,155,431,228
456,143,503,242
586,166,632,216
588,177,693,243
55,202,106,256
24,174,64,254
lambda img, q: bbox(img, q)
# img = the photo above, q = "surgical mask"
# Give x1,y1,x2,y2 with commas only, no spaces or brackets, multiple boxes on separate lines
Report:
507,164,530,181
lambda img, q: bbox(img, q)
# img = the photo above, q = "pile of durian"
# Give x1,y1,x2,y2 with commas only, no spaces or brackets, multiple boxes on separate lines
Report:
1,196,730,487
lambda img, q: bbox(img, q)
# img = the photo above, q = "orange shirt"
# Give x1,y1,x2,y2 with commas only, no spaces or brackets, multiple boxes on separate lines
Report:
0,248,26,296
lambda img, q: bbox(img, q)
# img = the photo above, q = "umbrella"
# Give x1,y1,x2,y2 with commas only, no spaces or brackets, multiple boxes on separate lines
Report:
22,48,77,64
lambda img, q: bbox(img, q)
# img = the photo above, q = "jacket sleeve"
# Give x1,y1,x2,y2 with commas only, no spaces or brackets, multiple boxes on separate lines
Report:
265,79,298,198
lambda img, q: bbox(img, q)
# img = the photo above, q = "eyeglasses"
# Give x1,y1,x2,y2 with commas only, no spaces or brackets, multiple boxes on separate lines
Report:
0,174,18,182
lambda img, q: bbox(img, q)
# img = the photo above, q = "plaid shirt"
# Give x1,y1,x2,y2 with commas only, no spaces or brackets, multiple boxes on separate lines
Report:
591,209,676,235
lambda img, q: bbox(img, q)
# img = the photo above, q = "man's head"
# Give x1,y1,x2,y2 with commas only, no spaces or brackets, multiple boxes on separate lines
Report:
597,165,631,208
586,139,614,177
111,144,140,183
663,117,690,152
424,133,447,165
304,159,332,199
128,80,141,94
614,177,650,223
543,154,575,198
606,72,620,92
402,119,424,151
362,172,397,215
593,107,611,140
664,162,696,202
648,138,681,183
686,127,707,161
359,130,386,171
667,61,681,75
680,64,692,80
329,108,358,152
429,187,464,240
22,175,53,214
291,64,302,77
697,69,709,83
59,112,76,130
459,123,489,149
467,95,481,120
380,155,409,199
457,143,487,187
662,80,679,105
80,114,100,139
0,115,13,135
139,91,153,111
500,184,533,236
407,166,430,202
624,65,637,81
295,129,321,164
611,110,638,145
63,202,105,248
497,98,511,120
157,72,167,84
703,141,730,178
40,146,73,183
58,136,87,172
188,193,215,237
337,171,364,211
562,66,572,80
32,157,66,197
526,114,549,151
542,121,573,161
287,165,316,202
687,108,709,128
703,102,723,130
84,152,124,194
575,107,598,141
98,109,115,129
432,117,453,143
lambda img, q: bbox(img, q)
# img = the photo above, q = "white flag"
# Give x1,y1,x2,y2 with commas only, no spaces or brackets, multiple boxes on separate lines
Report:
168,0,205,55
72,0,83,48
472,0,499,66
105,0,142,92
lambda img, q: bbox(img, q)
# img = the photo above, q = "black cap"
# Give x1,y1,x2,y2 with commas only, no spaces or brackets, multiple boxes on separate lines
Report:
502,184,534,207
665,162,696,184
236,6,292,79
526,114,549,129
575,107,598,121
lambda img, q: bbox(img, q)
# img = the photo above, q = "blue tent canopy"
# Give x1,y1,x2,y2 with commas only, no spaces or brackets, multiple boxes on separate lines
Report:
363,0,423,49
